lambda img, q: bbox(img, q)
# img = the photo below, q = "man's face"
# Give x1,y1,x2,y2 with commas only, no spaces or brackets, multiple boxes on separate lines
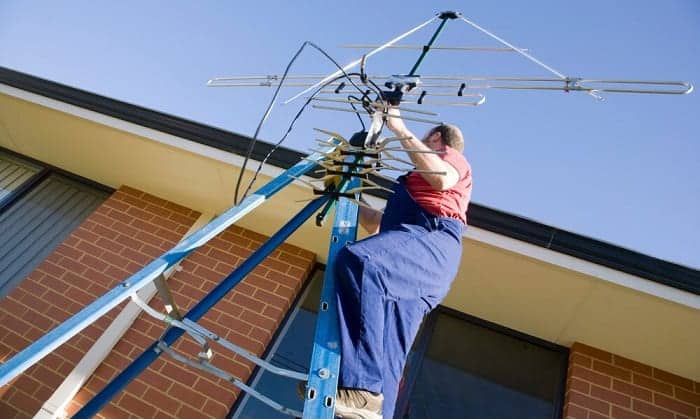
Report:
423,131,444,151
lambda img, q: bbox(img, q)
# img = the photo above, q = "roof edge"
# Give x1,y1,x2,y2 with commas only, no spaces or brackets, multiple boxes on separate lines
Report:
1,66,697,295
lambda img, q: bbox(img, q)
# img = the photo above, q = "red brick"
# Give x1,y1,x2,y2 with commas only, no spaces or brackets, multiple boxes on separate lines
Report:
7,389,39,417
242,229,267,243
57,257,87,274
571,365,612,388
168,381,206,409
16,279,47,298
159,362,198,387
203,399,232,418
254,289,288,308
0,297,28,317
633,373,674,396
653,369,695,391
193,377,236,407
188,252,219,270
674,386,700,406
591,384,631,408
613,379,653,402
245,274,278,292
95,237,125,254
241,309,277,331
92,223,119,240
140,369,172,391
217,312,253,335
263,305,285,320
177,402,210,419
612,355,653,376
101,250,132,270
131,217,160,234
288,265,311,279
169,211,195,225
80,254,109,272
150,214,178,231
141,243,164,259
260,257,290,274
588,412,608,419
594,360,632,382
87,212,114,227
274,284,298,300
573,342,614,363
571,352,593,369
568,390,611,415
653,393,696,417
21,292,53,314
611,406,648,419
120,247,150,265
632,399,674,419
118,185,145,198
156,228,182,244
224,243,250,259
563,402,588,419
114,233,142,250
104,265,131,281
107,207,133,224
277,250,310,267
39,260,67,279
135,231,164,248
118,393,157,418
232,292,265,312
103,198,129,212
112,221,140,238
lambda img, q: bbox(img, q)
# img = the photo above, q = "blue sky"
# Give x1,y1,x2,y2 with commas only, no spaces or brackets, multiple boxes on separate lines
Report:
1,1,698,268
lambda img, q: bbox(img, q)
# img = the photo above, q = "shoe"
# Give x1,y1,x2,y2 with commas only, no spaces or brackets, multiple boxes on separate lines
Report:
334,387,383,419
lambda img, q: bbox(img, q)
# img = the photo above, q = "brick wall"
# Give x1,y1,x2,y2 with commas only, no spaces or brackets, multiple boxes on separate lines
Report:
564,342,700,419
0,186,316,418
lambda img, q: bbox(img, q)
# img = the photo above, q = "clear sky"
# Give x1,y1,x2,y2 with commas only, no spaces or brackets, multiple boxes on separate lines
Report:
1,1,698,268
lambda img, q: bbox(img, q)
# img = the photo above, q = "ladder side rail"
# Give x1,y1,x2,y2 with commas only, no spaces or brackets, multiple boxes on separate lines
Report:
302,178,360,419
74,192,333,418
0,152,328,387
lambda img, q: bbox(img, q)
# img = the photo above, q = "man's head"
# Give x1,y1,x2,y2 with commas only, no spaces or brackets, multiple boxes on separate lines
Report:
423,124,464,152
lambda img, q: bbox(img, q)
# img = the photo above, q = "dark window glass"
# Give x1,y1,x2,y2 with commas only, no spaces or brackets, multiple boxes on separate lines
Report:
231,273,567,419
403,311,567,419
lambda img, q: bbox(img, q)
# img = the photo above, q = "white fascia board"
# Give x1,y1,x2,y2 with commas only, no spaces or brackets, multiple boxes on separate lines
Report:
0,84,294,184
465,227,700,310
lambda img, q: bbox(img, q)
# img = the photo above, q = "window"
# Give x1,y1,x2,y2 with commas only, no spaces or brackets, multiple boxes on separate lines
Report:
399,309,568,419
230,270,568,419
0,148,111,297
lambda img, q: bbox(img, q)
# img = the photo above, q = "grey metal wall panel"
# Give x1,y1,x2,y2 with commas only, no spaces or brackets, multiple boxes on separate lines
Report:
0,154,41,203
0,174,109,297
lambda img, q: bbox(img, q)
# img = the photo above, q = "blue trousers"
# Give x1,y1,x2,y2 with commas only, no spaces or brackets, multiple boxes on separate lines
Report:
335,181,464,418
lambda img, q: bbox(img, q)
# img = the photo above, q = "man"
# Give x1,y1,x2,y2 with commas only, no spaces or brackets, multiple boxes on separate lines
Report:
333,107,472,418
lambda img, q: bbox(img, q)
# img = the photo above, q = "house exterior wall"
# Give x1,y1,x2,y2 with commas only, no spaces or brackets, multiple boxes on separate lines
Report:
0,186,316,418
564,342,700,419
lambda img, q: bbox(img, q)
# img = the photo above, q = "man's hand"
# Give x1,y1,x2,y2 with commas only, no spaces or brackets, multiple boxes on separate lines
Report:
385,107,410,137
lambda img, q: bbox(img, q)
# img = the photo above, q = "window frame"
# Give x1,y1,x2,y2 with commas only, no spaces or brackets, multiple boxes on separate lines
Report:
0,146,113,216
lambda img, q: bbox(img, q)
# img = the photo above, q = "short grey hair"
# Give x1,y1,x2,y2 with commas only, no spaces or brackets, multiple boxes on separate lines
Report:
428,124,464,152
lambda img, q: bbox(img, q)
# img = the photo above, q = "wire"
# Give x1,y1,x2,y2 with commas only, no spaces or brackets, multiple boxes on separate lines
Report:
235,42,383,204
347,95,367,130
239,73,363,202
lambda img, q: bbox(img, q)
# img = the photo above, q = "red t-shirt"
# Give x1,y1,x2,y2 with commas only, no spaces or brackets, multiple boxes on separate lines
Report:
404,146,472,224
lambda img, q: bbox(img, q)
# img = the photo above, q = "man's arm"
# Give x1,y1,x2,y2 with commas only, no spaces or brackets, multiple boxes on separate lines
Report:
385,107,459,191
